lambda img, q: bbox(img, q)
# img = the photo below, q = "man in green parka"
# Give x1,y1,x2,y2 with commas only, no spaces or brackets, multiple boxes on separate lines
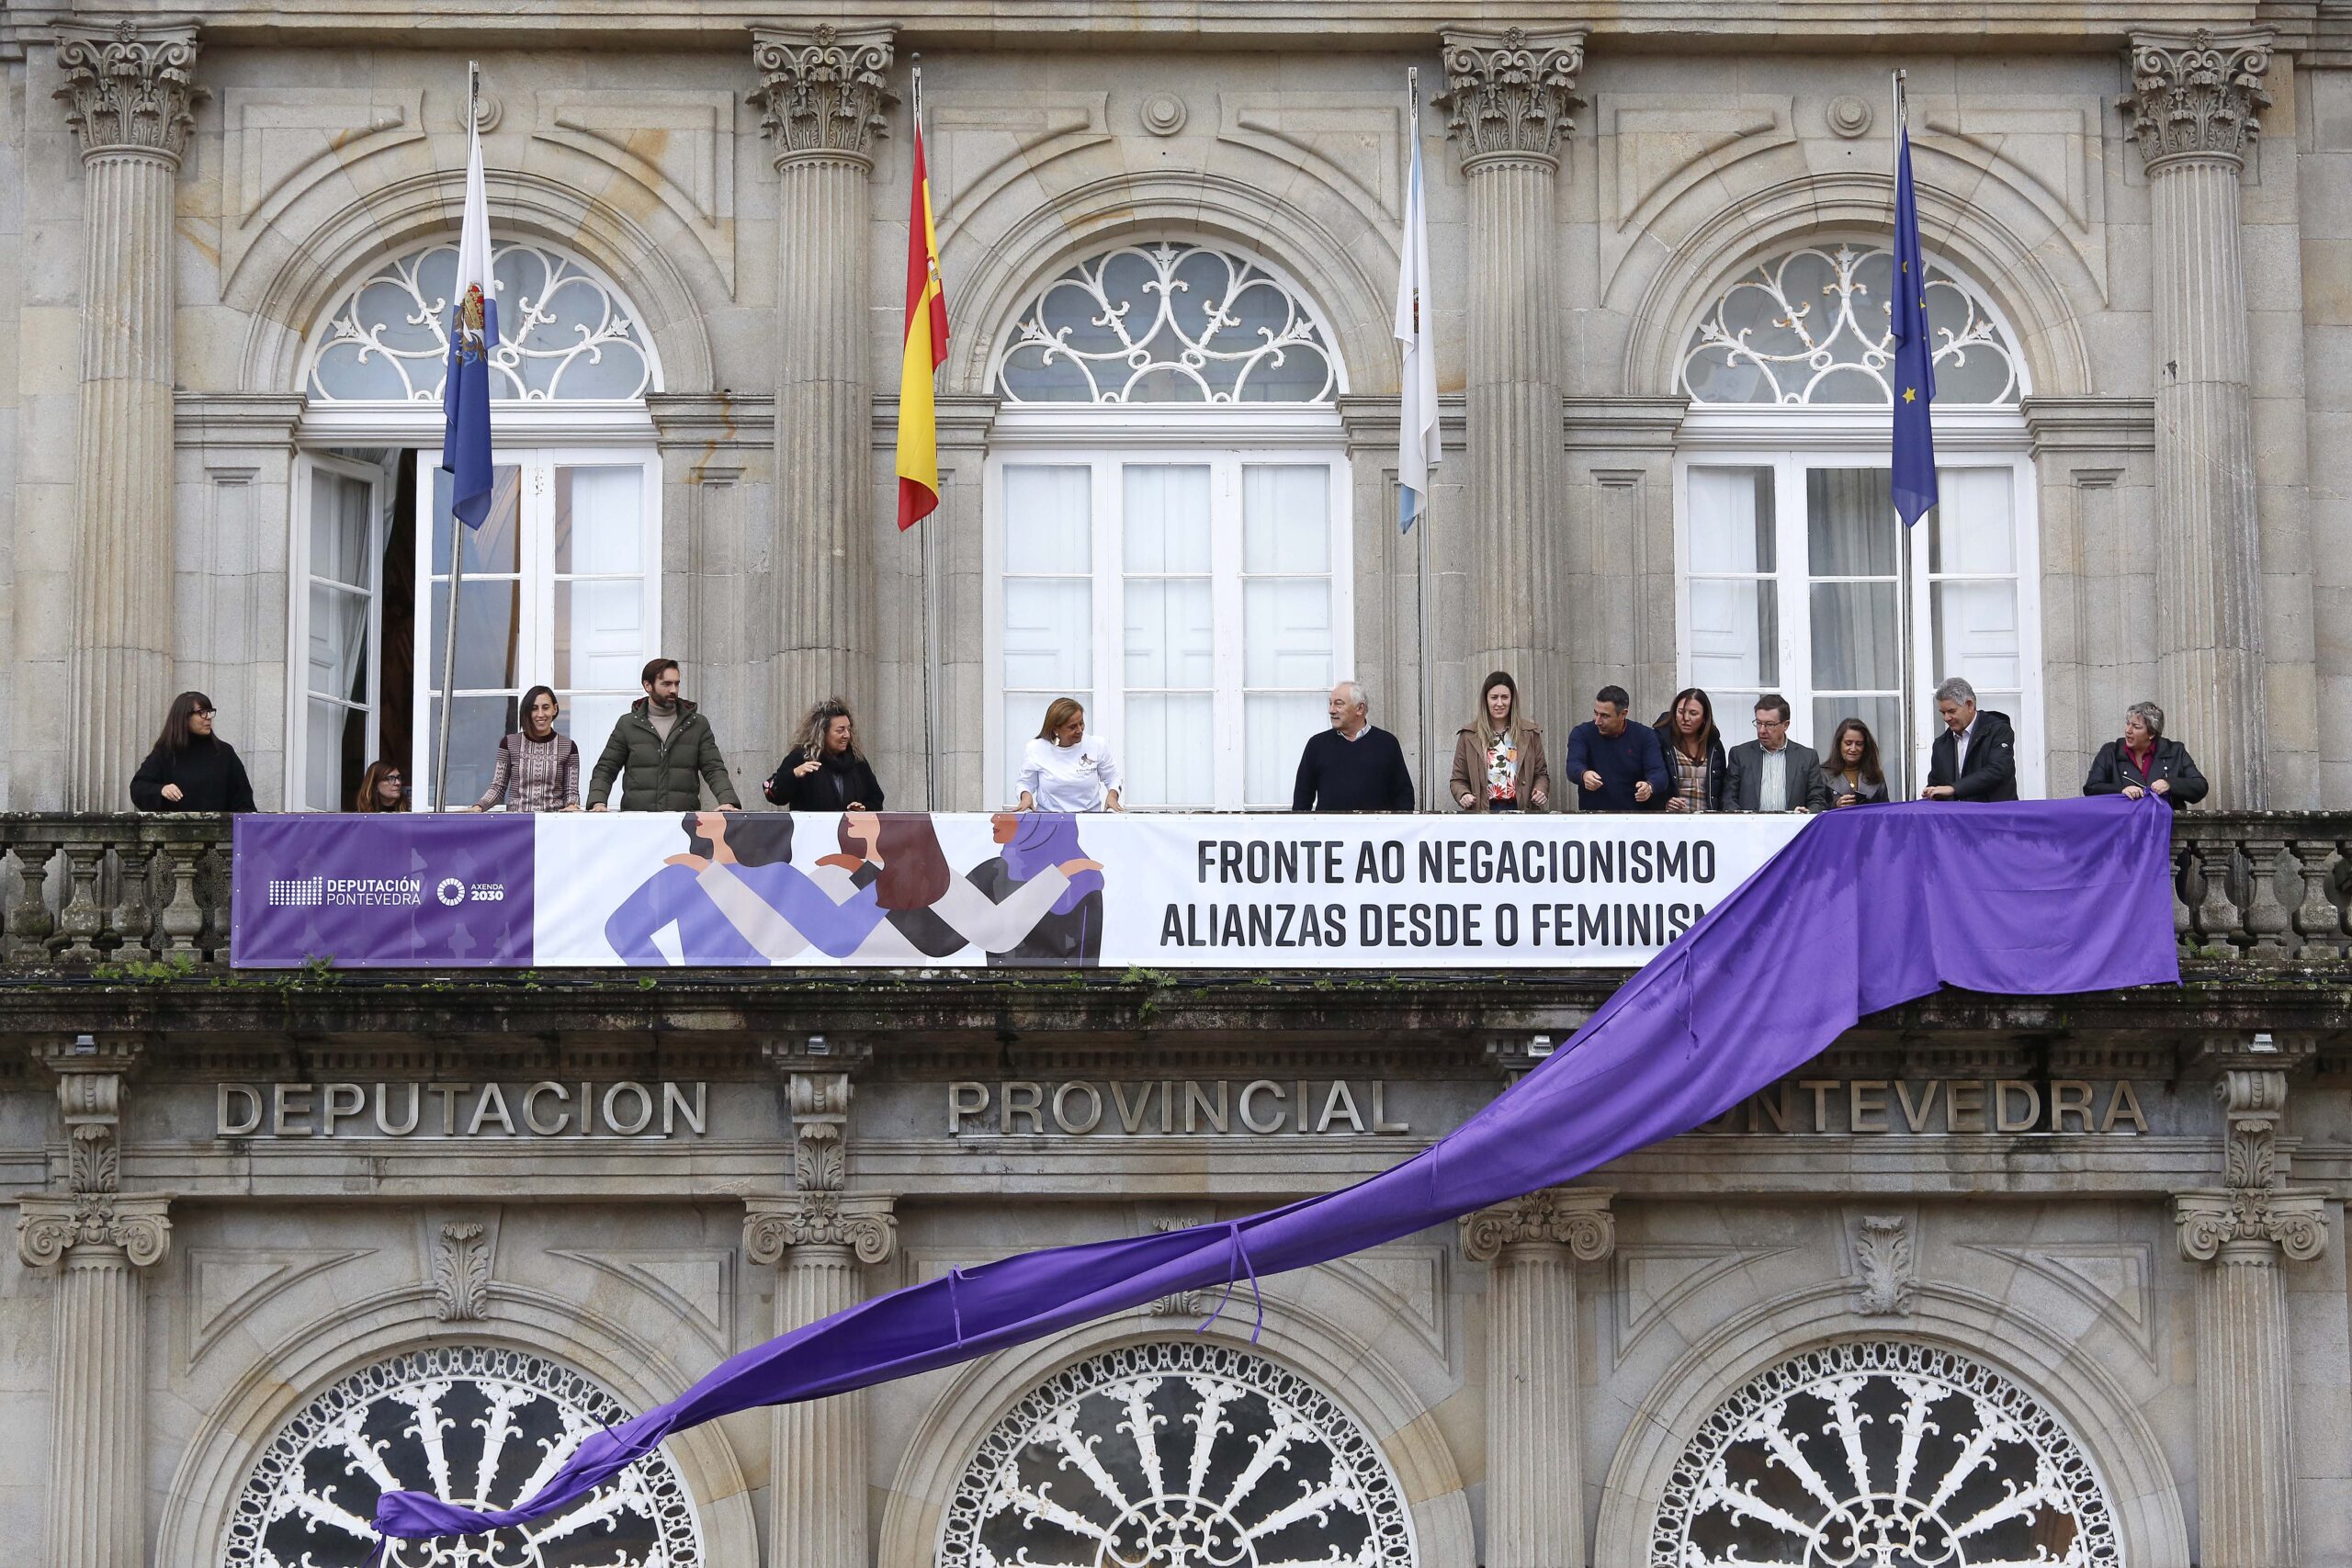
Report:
586,658,744,812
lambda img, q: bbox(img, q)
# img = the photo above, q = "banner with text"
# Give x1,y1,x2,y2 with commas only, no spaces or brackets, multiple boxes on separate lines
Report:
232,810,1807,969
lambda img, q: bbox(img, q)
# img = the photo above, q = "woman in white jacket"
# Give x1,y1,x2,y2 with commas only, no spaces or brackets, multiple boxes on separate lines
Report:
1018,697,1124,812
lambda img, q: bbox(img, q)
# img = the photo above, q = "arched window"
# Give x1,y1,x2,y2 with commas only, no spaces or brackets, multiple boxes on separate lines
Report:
940,1339,1416,1568
1651,1339,2120,1568
1672,243,2041,796
224,1344,703,1567
293,240,662,810
985,243,1351,807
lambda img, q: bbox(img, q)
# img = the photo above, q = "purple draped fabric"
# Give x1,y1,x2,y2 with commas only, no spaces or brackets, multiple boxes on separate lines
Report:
1000,811,1102,915
374,797,2179,1544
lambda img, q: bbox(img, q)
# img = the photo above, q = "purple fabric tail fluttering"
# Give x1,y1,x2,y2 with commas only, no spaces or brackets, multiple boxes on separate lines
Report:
375,798,2180,1544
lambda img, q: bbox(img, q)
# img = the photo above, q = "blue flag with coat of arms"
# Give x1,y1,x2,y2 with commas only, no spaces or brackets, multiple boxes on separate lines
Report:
442,110,499,530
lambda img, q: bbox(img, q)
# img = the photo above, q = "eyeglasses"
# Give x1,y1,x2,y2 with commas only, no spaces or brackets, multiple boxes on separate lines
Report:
382,773,403,783
193,708,218,718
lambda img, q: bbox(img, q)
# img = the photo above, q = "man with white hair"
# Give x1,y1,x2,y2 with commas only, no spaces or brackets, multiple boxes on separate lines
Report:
1924,676,2018,802
1293,680,1416,812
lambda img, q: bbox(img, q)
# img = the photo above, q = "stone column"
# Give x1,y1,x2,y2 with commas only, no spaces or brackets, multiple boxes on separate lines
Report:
1462,1187,1613,1568
53,23,204,809
2175,1063,2324,1568
1438,28,1583,722
14,1040,171,1568
2123,29,2274,807
742,1068,895,1568
751,25,895,734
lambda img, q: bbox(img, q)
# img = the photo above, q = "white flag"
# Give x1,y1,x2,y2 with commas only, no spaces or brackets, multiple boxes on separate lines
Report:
1394,129,1439,533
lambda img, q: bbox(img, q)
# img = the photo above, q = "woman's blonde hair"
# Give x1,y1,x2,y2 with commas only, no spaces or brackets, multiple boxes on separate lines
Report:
1037,696,1085,742
794,696,857,761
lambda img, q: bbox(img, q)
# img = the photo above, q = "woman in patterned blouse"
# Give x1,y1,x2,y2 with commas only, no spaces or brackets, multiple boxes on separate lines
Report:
464,685,582,812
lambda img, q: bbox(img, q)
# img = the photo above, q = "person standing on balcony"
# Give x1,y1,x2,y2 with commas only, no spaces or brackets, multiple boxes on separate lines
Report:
354,761,411,812
130,692,256,813
1018,698,1124,813
1565,685,1670,813
1724,694,1831,813
1294,681,1414,812
1654,687,1728,813
1923,676,2018,802
1450,671,1549,812
2083,701,2207,809
1820,718,1893,807
586,659,741,813
464,686,581,813
765,697,885,811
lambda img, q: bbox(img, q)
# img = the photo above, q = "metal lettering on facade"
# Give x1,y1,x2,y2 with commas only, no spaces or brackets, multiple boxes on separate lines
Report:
1698,1078,2151,1135
215,1081,710,1139
949,1080,1411,1136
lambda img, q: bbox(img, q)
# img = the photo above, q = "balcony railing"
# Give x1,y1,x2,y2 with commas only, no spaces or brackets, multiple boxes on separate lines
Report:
0,812,2343,974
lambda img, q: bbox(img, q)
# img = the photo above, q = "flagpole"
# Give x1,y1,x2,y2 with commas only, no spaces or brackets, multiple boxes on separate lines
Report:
432,61,480,813
909,55,944,809
1892,68,1919,797
1408,65,1435,811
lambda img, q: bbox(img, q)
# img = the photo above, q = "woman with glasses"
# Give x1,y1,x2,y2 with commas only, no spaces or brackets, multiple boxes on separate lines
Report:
130,692,257,813
462,686,582,813
764,696,885,811
354,761,410,812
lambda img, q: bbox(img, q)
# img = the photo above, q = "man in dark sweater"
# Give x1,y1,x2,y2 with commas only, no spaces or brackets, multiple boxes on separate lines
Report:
1293,681,1416,811
1565,685,1671,812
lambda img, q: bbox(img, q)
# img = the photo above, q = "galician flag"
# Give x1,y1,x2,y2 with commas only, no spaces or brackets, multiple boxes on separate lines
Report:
1889,117,1939,528
442,103,499,530
1393,125,1439,534
896,118,950,531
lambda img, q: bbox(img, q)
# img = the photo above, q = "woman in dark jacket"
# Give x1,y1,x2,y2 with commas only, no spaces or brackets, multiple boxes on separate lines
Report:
1654,688,1729,813
764,697,885,811
130,692,256,812
1820,717,1893,807
2084,701,2207,809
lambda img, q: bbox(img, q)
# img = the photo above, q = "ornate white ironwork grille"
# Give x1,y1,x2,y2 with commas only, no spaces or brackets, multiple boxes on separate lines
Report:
995,243,1339,404
1679,244,2021,407
308,242,655,403
223,1345,703,1568
939,1338,1416,1568
1651,1340,2122,1568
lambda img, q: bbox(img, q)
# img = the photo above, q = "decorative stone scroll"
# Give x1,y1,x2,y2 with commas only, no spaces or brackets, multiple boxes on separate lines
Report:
54,21,204,162
16,1193,172,1269
749,24,896,161
742,1193,897,1266
2175,1065,2326,1262
1461,1185,1615,1261
1437,26,1585,164
2123,28,2274,171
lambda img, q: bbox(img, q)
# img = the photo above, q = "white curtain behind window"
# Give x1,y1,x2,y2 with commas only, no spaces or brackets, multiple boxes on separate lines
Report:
1001,465,1094,799
1242,465,1333,807
305,467,376,810
1122,465,1215,805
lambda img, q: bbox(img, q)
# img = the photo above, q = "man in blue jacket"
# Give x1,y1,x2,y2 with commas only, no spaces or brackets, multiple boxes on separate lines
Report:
1565,686,1670,812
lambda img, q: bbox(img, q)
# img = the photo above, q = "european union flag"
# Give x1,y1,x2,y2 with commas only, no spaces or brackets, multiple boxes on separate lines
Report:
1889,124,1938,528
442,113,499,530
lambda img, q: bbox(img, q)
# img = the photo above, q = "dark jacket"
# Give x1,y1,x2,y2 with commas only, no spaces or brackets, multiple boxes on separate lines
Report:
1449,722,1551,812
587,698,741,812
1928,709,2019,801
764,747,886,812
1293,726,1416,812
2083,737,2206,810
1819,765,1893,807
1653,717,1730,813
1724,739,1833,812
1564,721,1671,813
130,736,256,813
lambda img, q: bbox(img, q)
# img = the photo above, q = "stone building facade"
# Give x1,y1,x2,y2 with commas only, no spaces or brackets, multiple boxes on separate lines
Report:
2,4,2351,1568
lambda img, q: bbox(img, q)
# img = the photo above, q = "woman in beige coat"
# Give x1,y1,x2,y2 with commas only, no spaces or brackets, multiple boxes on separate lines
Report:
1450,671,1551,811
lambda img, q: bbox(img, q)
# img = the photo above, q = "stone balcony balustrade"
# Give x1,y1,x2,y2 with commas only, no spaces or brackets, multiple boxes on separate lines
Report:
0,811,2341,974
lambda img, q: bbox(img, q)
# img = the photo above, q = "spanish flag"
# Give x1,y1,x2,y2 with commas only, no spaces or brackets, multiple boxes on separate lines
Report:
896,122,950,530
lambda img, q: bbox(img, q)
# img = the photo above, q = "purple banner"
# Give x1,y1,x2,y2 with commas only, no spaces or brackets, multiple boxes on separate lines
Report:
232,815,536,967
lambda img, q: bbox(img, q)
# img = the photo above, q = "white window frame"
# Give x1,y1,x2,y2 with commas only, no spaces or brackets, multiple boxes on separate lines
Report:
983,408,1352,809
1672,405,2043,797
285,451,393,811
408,443,662,807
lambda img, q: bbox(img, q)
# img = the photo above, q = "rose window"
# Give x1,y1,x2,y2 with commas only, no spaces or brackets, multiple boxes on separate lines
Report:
940,1339,1416,1568
1652,1340,2121,1568
223,1345,702,1568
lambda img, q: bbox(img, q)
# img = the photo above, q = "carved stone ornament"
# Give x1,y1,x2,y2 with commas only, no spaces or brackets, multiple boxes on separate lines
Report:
2122,28,2273,172
433,1221,491,1321
744,1193,896,1267
790,1070,852,1192
1436,26,1586,164
54,21,205,162
2176,1064,2329,1263
1461,1186,1614,1262
1853,1214,1918,1316
17,1193,171,1269
749,24,896,161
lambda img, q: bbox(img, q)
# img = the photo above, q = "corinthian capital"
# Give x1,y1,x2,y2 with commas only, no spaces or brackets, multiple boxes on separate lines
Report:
1461,1186,1613,1262
17,1193,172,1269
2175,1187,2326,1263
749,24,896,163
2122,28,2273,173
1437,26,1586,166
54,20,204,163
744,1193,896,1267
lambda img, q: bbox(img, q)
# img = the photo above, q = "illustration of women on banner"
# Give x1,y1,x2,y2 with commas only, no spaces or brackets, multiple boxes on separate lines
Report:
603,813,884,964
